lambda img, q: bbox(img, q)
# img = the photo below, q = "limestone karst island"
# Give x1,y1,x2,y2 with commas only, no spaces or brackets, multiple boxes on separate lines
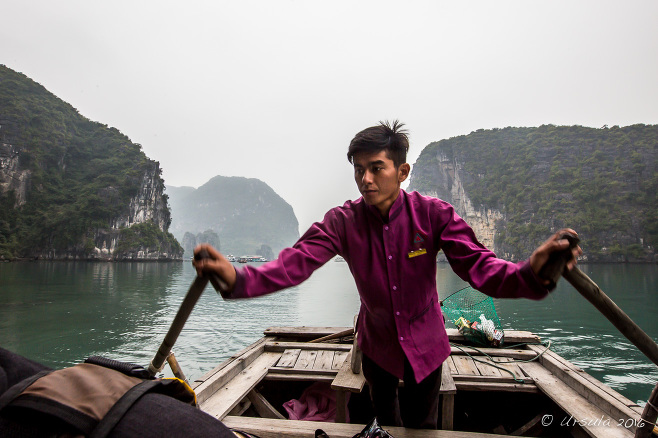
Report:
1,64,657,263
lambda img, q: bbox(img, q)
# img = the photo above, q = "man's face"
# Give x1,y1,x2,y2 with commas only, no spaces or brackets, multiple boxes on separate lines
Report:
353,150,410,217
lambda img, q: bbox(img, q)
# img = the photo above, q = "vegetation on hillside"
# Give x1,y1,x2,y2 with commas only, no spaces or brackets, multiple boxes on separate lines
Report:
115,221,182,256
412,125,658,261
0,65,178,259
167,176,300,256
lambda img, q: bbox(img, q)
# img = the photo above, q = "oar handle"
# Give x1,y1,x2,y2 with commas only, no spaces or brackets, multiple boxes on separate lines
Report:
147,275,209,376
194,249,231,298
147,250,233,376
538,232,580,289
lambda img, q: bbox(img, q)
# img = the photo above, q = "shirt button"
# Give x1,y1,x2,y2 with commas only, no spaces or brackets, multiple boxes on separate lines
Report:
388,255,392,260
396,311,400,316
400,336,404,341
384,226,389,231
392,286,397,291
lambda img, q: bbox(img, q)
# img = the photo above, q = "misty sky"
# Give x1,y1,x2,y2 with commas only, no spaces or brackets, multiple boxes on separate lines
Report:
2,1,657,232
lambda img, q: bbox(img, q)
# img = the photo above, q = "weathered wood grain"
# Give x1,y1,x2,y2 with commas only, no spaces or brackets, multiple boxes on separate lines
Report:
276,349,301,368
222,416,513,438
520,361,632,438
451,355,480,376
294,350,318,370
331,352,366,394
200,351,280,420
247,389,286,419
314,350,335,371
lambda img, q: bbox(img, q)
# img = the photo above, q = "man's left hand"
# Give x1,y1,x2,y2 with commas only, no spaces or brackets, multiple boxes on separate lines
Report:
530,228,583,285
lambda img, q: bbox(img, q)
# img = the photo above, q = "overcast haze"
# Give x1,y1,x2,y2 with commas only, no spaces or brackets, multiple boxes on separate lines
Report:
2,1,657,232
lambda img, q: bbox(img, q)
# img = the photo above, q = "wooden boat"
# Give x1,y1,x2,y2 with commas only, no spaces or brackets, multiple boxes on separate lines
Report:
191,326,648,438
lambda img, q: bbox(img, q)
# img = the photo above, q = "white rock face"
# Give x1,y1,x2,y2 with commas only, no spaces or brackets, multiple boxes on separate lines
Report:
110,162,169,232
93,162,173,259
412,151,504,253
445,156,503,252
0,142,30,206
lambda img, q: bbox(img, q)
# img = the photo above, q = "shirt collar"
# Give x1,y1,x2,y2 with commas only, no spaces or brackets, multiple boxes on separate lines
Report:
365,189,405,223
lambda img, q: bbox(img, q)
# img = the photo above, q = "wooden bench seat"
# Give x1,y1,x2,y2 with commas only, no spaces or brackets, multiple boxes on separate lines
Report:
331,351,366,423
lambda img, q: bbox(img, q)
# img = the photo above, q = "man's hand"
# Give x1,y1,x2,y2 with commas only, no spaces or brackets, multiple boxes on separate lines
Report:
530,228,583,285
192,244,237,292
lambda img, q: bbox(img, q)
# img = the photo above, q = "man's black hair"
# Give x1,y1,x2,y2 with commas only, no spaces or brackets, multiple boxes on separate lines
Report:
347,120,409,168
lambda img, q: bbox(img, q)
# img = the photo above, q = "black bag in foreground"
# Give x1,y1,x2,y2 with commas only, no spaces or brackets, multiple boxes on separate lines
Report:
0,349,234,438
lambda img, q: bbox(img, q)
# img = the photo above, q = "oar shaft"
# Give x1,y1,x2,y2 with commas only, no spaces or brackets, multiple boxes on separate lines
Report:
563,267,658,367
635,382,658,438
148,275,209,376
308,328,354,343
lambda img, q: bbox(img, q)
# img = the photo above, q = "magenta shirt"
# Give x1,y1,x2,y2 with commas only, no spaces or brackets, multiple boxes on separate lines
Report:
232,190,549,382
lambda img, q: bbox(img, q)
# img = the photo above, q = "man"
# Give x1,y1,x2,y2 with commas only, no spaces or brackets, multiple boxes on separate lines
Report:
193,121,581,429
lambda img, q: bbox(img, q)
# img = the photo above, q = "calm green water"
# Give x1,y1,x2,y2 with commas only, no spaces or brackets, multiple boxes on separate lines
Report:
0,261,656,405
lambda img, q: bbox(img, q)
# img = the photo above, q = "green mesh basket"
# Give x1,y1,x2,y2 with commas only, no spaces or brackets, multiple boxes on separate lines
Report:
441,286,504,347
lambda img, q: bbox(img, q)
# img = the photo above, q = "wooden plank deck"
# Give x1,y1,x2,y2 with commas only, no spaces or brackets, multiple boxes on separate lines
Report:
260,344,639,436
196,342,543,420
196,327,643,438
222,416,511,438
270,347,537,388
271,347,347,374
446,352,537,392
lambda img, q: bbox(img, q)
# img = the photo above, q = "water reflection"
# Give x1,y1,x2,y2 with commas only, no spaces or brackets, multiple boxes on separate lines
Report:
0,261,183,369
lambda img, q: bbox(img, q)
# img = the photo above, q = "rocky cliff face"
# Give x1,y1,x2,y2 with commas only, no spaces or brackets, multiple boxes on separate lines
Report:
16,159,179,261
110,161,170,231
0,120,30,207
91,162,176,260
0,65,182,261
408,150,503,253
409,125,658,263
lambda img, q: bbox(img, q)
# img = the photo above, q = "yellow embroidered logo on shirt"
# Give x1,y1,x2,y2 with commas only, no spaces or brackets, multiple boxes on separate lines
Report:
408,248,427,258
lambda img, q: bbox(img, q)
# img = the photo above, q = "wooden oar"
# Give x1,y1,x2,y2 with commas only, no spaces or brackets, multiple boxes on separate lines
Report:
559,267,658,438
635,384,658,438
543,234,658,437
147,275,209,377
308,328,354,344
147,250,228,377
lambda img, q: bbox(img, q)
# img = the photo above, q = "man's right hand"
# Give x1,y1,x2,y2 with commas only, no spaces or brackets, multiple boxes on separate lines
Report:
192,244,237,292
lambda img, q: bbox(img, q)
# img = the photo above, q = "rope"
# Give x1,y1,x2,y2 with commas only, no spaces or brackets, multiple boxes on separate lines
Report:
449,340,551,384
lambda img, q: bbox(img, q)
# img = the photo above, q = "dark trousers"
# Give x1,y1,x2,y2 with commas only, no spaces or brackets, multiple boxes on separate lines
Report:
362,353,442,429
